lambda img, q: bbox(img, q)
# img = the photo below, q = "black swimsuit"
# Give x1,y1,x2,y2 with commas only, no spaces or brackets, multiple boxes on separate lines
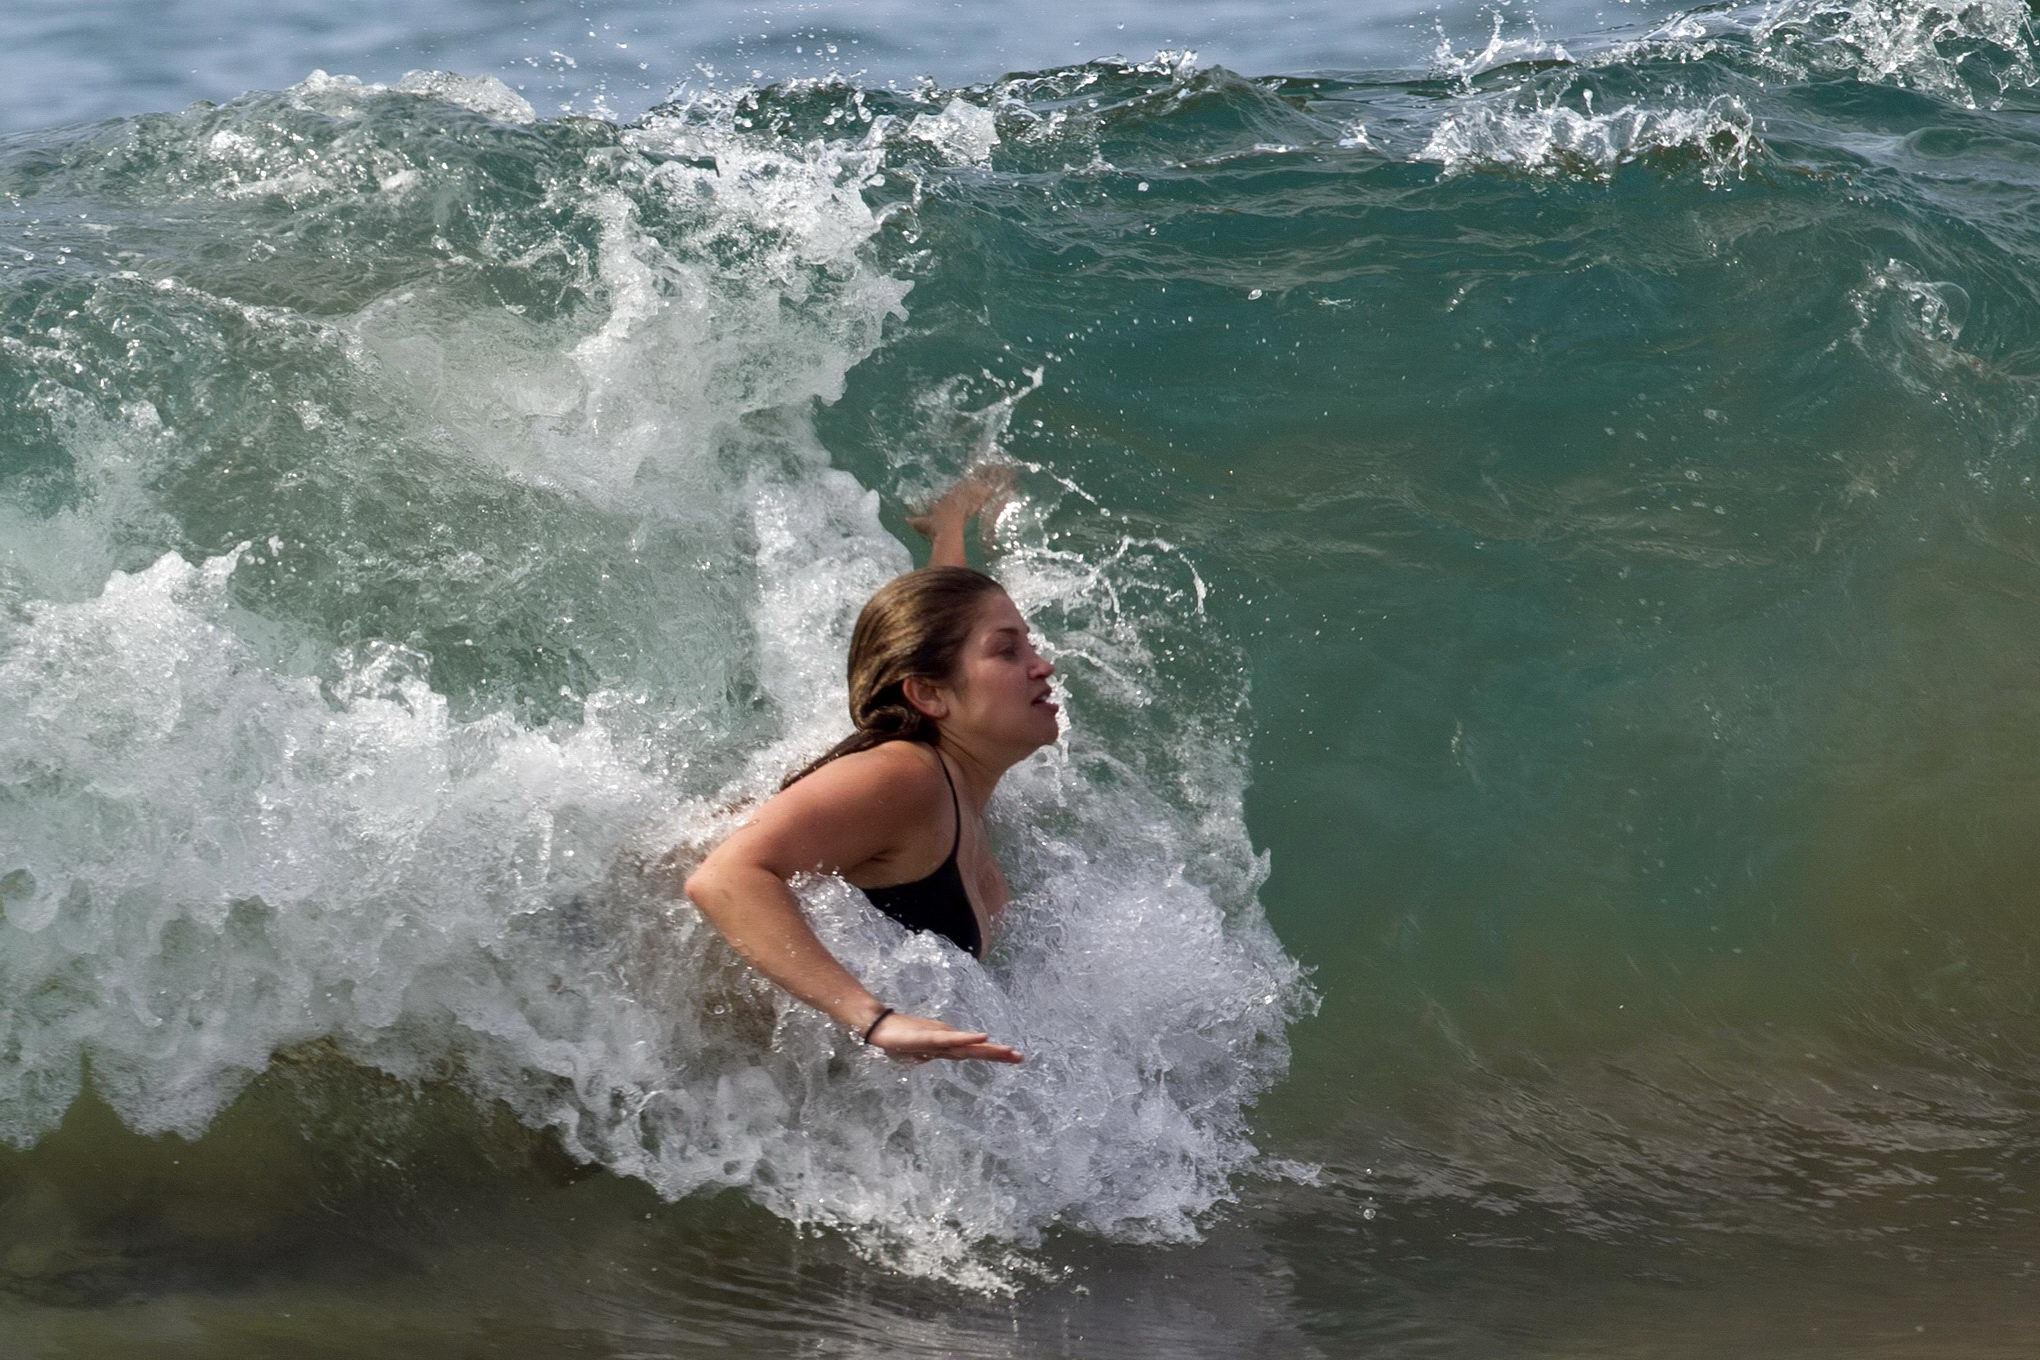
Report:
858,754,983,959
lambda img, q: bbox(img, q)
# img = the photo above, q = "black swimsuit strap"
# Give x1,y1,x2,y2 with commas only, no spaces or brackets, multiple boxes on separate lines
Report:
935,750,962,862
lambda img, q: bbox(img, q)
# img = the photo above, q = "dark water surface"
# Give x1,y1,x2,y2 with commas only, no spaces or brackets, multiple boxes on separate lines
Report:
6,1,2040,1355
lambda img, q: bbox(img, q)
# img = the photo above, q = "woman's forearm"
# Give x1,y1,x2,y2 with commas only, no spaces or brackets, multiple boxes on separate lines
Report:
926,517,970,568
909,463,1013,568
682,863,887,1033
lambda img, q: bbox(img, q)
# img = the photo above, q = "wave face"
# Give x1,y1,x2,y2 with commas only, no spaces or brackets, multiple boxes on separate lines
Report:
7,0,2040,1347
0,69,1307,1288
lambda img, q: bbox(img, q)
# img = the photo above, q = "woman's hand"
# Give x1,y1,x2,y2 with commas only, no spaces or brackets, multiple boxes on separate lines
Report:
908,463,1017,567
866,1010,1024,1064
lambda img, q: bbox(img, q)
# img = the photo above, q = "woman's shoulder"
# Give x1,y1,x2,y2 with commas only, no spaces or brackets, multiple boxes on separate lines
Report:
786,740,947,810
838,739,948,790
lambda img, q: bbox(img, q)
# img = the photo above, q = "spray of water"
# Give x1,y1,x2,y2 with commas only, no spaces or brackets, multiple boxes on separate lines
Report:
0,70,1311,1287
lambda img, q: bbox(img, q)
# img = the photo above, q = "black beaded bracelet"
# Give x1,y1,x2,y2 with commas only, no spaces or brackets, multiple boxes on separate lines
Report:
860,1007,896,1045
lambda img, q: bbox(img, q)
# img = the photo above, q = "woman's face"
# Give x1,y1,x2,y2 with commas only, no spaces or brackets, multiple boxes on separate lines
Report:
943,591,1059,752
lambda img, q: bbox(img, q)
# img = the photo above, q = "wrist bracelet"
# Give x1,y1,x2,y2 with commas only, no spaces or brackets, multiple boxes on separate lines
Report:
860,1007,896,1045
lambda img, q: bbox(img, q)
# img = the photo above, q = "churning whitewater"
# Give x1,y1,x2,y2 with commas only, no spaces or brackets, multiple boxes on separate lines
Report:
0,65,1309,1285
6,0,2040,1308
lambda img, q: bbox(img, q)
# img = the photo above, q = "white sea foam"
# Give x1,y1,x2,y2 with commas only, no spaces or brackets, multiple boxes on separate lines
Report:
1751,0,2039,107
1584,11,1731,68
0,545,672,1139
907,97,1001,166
0,516,1303,1290
0,397,180,608
1569,0,2039,102
336,101,910,523
1845,257,1976,390
0,89,1309,1288
1420,13,1759,184
286,68,538,124
1431,0,2040,173
1433,13,1575,89
1421,91,1757,184
392,71,540,124
194,71,538,203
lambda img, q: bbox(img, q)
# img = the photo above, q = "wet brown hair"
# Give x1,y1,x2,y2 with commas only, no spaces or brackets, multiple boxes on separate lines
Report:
782,566,1006,788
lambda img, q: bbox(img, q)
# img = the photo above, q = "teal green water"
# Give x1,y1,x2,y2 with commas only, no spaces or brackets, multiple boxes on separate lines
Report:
7,5,2040,1355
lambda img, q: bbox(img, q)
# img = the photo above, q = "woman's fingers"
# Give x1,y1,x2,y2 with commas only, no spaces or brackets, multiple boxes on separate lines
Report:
869,1013,1024,1064
901,1043,1022,1064
910,1038,1023,1063
920,1030,990,1046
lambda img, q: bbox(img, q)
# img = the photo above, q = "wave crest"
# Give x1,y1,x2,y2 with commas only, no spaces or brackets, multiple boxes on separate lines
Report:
0,74,1311,1289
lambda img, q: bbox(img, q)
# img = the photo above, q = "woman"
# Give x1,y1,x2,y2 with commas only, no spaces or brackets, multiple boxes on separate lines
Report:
683,468,1052,1065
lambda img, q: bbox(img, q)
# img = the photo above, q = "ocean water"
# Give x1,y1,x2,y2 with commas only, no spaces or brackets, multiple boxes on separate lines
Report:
5,1,2040,1356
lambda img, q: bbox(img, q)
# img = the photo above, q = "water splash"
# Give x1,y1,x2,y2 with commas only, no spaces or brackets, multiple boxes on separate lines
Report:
1421,88,1757,183
0,70,1311,1290
1752,0,2040,108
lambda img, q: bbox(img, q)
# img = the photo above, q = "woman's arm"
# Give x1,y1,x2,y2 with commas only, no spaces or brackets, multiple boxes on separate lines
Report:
907,463,1015,569
681,745,1023,1064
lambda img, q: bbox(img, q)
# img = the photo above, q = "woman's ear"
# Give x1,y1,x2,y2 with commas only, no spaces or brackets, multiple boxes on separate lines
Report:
901,675,949,720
